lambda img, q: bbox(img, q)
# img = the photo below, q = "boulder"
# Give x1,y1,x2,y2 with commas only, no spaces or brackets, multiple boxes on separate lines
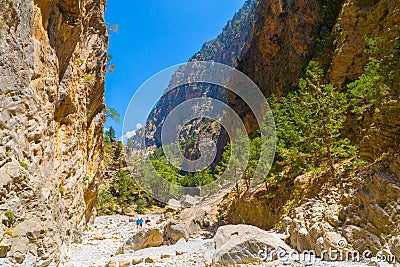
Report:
180,195,198,208
165,199,182,212
163,220,188,245
323,231,347,251
212,224,292,266
296,227,312,251
282,217,292,235
343,226,381,254
12,217,42,238
124,227,163,252
9,236,29,264
0,239,10,258
181,206,207,236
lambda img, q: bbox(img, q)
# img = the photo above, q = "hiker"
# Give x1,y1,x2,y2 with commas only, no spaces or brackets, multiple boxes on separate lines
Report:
139,218,143,228
135,218,140,229
145,217,150,224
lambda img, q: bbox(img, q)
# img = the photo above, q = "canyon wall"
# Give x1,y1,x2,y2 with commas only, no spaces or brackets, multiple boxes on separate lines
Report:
222,0,399,260
0,0,108,265
134,0,257,164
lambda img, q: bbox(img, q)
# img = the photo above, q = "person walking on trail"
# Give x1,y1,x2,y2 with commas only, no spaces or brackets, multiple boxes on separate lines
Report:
139,218,144,228
135,218,140,229
145,217,150,224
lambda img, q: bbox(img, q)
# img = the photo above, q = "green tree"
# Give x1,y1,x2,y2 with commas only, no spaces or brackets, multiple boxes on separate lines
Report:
270,61,356,178
105,126,116,142
349,35,400,119
135,199,146,214
110,171,136,214
216,130,250,194
106,107,120,123
97,190,115,215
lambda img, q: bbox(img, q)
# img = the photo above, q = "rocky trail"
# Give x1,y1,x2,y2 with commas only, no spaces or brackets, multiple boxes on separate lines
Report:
62,211,396,267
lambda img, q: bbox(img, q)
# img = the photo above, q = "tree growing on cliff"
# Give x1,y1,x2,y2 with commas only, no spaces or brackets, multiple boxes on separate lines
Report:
349,35,400,119
271,61,356,178
106,107,120,123
105,126,116,142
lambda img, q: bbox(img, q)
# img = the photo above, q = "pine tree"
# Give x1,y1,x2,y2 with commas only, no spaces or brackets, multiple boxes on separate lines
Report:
270,61,356,179
349,35,400,119
105,126,116,142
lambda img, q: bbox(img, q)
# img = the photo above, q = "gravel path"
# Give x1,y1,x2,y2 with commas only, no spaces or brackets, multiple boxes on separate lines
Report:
62,215,397,267
62,215,159,267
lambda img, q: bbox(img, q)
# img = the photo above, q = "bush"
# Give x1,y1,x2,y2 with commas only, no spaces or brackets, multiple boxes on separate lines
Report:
20,161,28,170
4,211,15,226
97,190,116,215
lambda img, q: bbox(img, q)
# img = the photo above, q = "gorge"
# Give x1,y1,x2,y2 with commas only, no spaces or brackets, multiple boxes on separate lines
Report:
0,0,399,266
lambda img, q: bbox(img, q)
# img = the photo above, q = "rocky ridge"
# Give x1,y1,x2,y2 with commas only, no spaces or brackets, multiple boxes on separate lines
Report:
129,0,258,162
285,154,400,263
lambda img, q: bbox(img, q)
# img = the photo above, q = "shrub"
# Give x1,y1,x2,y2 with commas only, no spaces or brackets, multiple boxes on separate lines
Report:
4,211,15,226
83,74,96,87
135,199,146,214
20,161,28,170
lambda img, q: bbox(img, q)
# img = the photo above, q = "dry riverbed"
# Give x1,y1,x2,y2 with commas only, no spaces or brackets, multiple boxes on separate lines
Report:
61,214,397,267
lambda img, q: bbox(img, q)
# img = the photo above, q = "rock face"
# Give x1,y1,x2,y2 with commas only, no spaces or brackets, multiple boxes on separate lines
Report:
221,185,284,229
220,0,399,233
285,154,400,261
212,224,292,266
127,0,257,165
124,227,164,252
358,104,400,162
163,220,188,245
328,0,400,87
0,0,108,265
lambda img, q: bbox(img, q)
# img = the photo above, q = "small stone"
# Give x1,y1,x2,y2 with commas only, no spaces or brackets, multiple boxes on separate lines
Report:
131,256,143,265
106,260,117,267
115,245,124,255
145,257,154,263
119,260,131,267
0,240,10,258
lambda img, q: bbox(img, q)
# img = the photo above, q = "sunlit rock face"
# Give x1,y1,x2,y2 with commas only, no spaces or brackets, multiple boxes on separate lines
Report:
132,0,257,166
219,0,400,238
0,0,108,264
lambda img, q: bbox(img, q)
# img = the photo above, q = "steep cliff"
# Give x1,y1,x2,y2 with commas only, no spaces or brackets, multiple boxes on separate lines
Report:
330,0,400,158
0,0,108,265
133,0,257,165
221,0,400,252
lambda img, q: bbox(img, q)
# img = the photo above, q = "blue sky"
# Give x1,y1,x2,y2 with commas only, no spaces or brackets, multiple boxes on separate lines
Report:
104,0,246,139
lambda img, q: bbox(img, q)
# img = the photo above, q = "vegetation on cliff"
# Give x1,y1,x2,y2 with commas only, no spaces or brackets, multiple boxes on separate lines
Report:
220,32,400,228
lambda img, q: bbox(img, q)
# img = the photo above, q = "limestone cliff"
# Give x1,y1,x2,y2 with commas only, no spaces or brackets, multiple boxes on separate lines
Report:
131,0,257,164
0,0,108,265
223,0,399,221
285,153,400,262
